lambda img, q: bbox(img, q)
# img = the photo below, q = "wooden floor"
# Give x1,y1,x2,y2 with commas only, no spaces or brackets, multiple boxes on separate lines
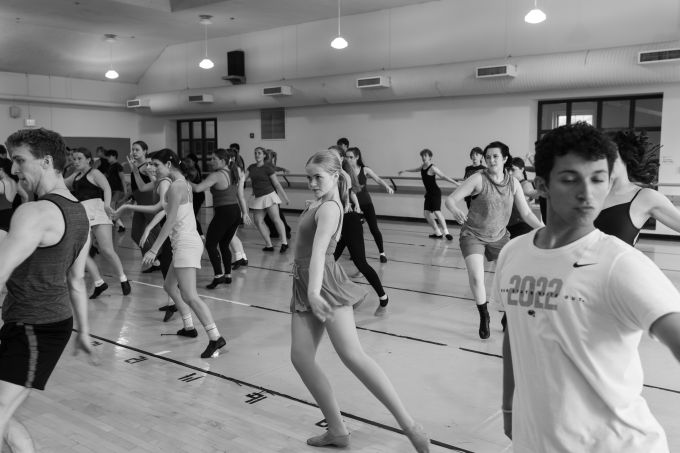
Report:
4,212,680,453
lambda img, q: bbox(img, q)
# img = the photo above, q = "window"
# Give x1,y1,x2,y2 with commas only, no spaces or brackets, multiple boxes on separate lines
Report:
261,108,285,140
176,118,217,172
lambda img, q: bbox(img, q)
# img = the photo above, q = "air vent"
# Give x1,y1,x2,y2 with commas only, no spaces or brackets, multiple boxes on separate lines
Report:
638,49,680,64
475,64,517,78
356,76,391,89
126,98,150,109
187,94,214,104
262,86,292,96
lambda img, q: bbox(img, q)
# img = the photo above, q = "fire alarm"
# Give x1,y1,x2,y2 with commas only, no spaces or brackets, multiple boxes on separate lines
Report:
9,105,20,118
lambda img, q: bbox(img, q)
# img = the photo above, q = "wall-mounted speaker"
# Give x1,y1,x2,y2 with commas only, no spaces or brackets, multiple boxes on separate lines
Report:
223,50,246,85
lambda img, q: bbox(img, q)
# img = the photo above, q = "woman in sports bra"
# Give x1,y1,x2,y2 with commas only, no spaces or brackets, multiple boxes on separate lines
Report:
290,149,429,452
65,147,131,299
189,148,251,289
0,157,18,240
595,130,680,246
142,149,226,359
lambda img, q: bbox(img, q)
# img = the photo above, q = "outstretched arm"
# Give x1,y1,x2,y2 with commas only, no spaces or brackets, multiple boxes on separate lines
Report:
190,172,218,193
432,166,461,187
398,166,422,175
647,190,680,233
513,181,544,229
364,167,394,194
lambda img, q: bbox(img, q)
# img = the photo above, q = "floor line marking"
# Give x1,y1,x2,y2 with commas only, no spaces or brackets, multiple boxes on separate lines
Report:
81,330,472,452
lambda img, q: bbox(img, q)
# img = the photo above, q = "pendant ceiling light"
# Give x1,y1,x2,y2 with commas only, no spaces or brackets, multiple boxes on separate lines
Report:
199,15,215,69
330,0,348,50
104,34,119,80
524,0,546,24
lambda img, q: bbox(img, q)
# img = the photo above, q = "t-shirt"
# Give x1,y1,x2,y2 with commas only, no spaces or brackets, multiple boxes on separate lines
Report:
490,229,679,453
106,162,124,192
247,163,276,197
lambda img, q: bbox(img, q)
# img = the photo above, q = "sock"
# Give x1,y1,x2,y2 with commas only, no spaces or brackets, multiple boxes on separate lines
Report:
379,294,389,307
442,228,450,235
94,279,105,287
204,323,220,341
214,274,224,278
433,227,442,235
233,252,243,261
242,254,247,260
119,274,128,282
182,313,194,330
380,252,386,256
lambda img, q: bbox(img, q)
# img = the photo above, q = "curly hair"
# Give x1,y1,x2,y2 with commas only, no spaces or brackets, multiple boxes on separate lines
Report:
534,122,617,184
6,128,68,173
610,130,660,185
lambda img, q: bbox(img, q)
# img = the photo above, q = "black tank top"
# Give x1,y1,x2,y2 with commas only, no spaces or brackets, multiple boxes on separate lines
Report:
356,166,372,205
594,189,643,246
72,169,103,201
421,164,440,195
3,193,90,324
131,163,154,205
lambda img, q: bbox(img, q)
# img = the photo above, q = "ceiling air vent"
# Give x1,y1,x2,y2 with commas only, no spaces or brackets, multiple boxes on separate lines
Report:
475,64,517,78
638,48,680,64
356,76,391,89
187,94,214,104
262,86,292,96
126,98,150,109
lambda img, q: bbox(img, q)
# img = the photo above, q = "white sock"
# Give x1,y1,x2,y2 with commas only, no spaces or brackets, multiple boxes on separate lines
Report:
119,275,128,282
94,279,105,287
182,314,194,330
204,323,220,341
234,252,243,261
214,274,224,278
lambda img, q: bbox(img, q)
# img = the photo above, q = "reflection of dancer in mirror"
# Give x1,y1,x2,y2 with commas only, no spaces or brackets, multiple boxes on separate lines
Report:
445,142,542,339
142,149,226,358
290,150,430,452
399,149,460,240
594,130,680,245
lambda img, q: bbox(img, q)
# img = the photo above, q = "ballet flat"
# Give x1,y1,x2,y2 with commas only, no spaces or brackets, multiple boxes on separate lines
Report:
306,430,350,448
404,424,430,453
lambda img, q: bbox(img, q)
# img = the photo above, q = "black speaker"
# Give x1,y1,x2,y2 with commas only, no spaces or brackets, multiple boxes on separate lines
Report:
225,50,245,84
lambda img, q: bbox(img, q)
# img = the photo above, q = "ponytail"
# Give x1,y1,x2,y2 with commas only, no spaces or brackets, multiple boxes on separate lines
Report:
337,169,349,209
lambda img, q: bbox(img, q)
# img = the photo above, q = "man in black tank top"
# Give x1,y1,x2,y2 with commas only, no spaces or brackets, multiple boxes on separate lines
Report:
0,128,96,450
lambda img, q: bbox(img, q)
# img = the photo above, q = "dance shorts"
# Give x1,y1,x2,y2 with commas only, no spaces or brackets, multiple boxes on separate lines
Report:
0,208,12,232
459,229,509,262
81,198,112,227
248,191,281,210
170,232,204,269
290,255,367,314
0,317,73,390
423,192,442,212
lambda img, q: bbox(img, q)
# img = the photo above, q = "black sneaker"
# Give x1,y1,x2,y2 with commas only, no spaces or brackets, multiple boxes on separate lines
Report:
478,305,491,339
379,254,387,263
89,283,108,299
177,327,198,338
262,246,274,252
163,305,178,322
117,225,126,233
158,305,173,311
121,280,131,296
445,233,453,240
232,258,248,270
280,243,289,253
206,276,226,289
200,337,227,358
428,234,443,239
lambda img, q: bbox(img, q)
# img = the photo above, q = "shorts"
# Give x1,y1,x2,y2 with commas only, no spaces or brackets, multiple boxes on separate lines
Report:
459,229,509,262
170,232,204,269
248,191,281,210
0,317,73,390
0,208,12,232
424,192,441,212
81,198,112,227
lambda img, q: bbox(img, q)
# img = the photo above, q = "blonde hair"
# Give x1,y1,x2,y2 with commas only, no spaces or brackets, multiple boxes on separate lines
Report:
306,150,348,208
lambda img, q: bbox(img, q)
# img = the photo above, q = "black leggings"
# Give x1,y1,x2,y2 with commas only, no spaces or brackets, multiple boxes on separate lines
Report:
193,191,205,236
131,211,172,278
206,204,241,275
334,212,386,298
264,209,291,236
359,202,384,254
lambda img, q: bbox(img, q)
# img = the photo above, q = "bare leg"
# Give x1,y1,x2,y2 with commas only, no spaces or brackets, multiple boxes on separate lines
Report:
252,210,272,247
174,267,217,329
265,204,287,245
85,256,103,282
290,313,348,436
162,264,190,317
325,306,415,431
423,211,441,235
433,211,450,235
0,381,33,453
93,225,126,278
463,254,486,305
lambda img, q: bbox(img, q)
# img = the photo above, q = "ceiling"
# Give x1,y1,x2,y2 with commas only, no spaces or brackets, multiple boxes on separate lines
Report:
1,0,680,84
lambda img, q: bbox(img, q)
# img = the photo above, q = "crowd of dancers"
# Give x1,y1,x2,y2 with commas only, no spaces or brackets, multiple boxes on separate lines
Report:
1,124,680,452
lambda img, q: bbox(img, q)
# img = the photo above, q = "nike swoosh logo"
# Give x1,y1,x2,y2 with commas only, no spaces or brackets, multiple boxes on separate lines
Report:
573,262,597,268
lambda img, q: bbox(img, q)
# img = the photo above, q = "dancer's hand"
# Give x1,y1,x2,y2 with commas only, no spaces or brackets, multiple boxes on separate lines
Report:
142,249,157,267
104,205,114,218
308,293,334,322
74,332,101,366
139,229,151,249
449,207,467,224
385,186,394,195
242,213,252,226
